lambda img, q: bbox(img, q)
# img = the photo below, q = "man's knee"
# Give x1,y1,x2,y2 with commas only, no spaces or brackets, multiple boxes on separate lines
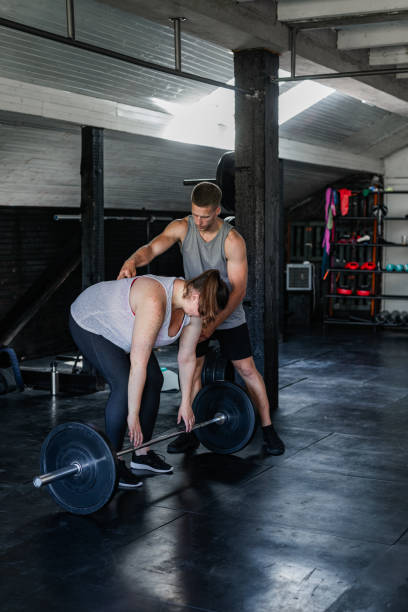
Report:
232,356,257,380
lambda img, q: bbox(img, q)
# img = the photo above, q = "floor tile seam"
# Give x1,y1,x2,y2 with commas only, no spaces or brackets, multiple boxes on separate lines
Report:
278,427,408,446
0,521,390,565
273,425,347,437
160,466,280,512
289,428,404,443
280,432,335,461
151,505,217,518
358,388,408,402
277,387,408,400
278,350,333,368
140,506,391,548
278,377,309,391
193,507,393,547
163,604,217,612
113,511,189,547
276,402,320,417
138,465,277,512
181,606,217,612
272,463,408,485
0,512,188,561
252,518,392,547
280,401,408,414
391,525,408,545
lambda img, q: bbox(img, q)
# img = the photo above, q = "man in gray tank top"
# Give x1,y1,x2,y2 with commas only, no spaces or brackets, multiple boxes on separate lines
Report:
118,182,284,456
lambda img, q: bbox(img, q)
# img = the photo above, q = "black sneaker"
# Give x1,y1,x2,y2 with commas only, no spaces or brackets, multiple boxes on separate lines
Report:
117,460,143,490
262,425,285,456
130,450,173,473
166,432,200,454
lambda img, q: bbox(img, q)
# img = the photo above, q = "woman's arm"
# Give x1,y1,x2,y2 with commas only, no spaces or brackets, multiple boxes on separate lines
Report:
177,317,202,431
128,284,165,445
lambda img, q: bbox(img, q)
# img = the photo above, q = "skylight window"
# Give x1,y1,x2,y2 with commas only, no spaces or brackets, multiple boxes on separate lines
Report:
151,70,335,148
278,69,335,124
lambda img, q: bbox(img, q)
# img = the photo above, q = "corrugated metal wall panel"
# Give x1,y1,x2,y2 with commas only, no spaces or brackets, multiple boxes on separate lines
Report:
104,131,224,209
0,119,224,209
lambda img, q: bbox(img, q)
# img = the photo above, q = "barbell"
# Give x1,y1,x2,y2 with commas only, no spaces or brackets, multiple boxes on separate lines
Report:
33,381,255,515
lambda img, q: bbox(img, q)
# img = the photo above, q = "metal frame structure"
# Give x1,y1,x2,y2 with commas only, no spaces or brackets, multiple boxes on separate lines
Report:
282,11,408,82
1,2,407,87
0,6,252,94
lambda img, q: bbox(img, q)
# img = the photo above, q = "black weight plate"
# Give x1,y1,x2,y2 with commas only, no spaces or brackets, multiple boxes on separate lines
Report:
214,356,234,383
40,422,117,515
216,151,235,211
201,349,234,386
201,349,215,386
192,381,255,454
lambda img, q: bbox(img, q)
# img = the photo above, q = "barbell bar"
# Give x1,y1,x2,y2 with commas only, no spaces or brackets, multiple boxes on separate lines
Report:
34,413,226,489
33,381,256,515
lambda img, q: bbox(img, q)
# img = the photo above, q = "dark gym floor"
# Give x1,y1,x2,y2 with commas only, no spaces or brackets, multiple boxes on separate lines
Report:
2,328,408,612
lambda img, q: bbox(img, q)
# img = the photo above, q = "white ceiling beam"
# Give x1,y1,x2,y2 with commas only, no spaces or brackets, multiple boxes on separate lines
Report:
338,22,408,50
0,76,172,138
278,0,408,22
101,0,288,53
281,40,408,116
370,46,408,65
0,76,383,172
279,138,383,173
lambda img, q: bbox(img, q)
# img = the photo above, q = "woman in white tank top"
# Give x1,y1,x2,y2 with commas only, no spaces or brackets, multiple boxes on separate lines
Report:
69,270,229,489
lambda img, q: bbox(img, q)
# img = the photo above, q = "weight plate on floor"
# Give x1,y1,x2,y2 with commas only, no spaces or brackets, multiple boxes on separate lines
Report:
192,381,255,454
40,422,117,515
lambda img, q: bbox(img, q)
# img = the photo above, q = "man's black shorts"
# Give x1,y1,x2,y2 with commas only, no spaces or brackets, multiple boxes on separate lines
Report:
196,323,252,361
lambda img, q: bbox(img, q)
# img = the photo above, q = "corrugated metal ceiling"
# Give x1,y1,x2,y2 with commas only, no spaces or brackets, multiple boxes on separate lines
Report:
0,0,406,155
280,92,393,148
0,0,234,110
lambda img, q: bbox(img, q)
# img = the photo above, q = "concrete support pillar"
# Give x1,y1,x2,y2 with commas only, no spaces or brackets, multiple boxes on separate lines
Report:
81,126,104,289
234,49,280,408
80,126,104,381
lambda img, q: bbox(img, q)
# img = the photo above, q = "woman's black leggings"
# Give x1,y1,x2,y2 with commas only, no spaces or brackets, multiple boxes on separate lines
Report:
69,315,163,451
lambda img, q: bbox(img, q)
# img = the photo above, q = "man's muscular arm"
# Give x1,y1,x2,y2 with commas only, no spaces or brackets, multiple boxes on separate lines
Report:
117,218,186,279
201,229,247,338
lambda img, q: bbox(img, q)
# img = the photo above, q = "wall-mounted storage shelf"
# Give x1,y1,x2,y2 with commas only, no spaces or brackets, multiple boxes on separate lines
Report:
326,294,408,300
